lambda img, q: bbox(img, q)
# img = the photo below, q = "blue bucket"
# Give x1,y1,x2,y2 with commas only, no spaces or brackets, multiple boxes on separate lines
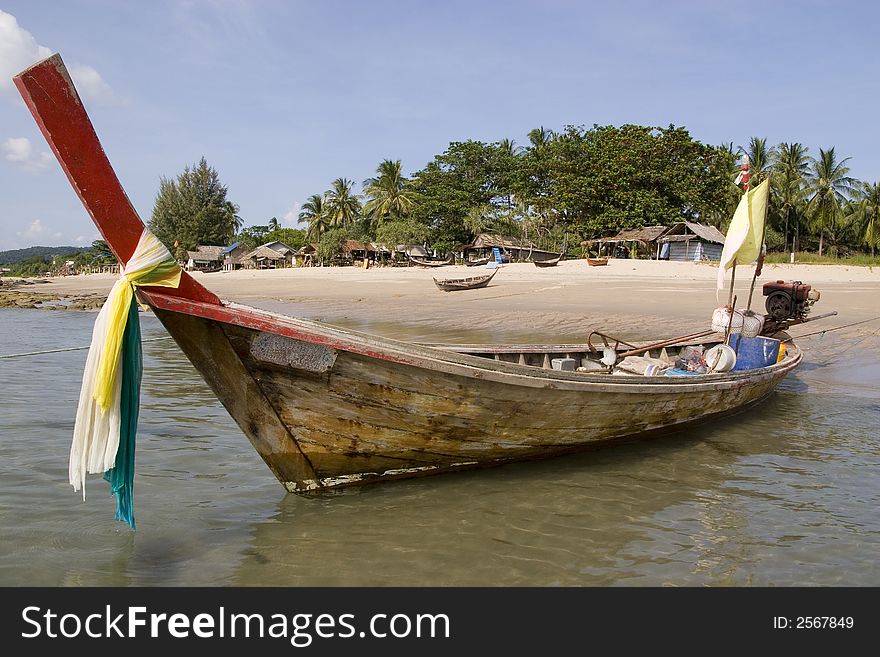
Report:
729,336,780,371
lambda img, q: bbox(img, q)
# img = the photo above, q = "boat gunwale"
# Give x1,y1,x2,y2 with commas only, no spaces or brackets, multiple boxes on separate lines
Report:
141,289,802,393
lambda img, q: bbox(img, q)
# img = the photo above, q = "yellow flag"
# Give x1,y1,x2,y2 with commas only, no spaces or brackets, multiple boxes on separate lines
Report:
717,178,770,290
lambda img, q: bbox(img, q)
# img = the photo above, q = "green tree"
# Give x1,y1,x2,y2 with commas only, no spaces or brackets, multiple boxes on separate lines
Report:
148,157,240,250
265,227,307,251
324,178,362,229
852,181,880,256
298,194,329,243
770,142,810,252
268,216,280,232
363,160,415,227
547,124,730,236
375,219,430,247
806,147,857,256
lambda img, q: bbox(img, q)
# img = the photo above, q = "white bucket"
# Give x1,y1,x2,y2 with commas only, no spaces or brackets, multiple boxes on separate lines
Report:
705,344,737,372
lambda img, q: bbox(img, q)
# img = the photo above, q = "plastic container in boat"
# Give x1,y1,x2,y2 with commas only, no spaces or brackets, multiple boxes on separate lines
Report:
704,344,736,372
729,336,781,371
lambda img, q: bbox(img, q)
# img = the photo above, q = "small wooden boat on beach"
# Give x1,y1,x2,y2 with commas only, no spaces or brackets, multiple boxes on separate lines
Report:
587,256,610,266
408,254,453,267
15,54,815,496
533,254,562,268
465,256,491,267
433,269,496,291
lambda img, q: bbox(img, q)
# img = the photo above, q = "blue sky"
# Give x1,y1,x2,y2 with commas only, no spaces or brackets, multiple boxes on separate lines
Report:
1,0,877,251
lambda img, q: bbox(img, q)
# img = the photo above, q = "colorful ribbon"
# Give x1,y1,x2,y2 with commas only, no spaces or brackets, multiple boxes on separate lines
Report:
70,229,181,528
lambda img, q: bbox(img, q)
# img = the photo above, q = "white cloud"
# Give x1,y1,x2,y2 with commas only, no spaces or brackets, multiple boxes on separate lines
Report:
0,10,125,105
70,64,127,107
0,10,51,92
283,203,302,226
16,219,63,243
2,137,53,172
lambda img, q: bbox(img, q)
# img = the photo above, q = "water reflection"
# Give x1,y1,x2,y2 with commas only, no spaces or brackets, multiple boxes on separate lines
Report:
1,309,878,586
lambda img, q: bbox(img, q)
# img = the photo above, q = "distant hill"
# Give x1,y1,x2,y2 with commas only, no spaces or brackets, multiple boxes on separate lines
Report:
0,245,89,265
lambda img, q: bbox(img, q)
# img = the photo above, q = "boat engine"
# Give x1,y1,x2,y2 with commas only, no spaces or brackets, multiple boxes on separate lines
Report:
762,280,820,322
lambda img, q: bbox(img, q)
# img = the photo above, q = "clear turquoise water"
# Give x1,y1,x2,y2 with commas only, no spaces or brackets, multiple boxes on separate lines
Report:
1,308,878,586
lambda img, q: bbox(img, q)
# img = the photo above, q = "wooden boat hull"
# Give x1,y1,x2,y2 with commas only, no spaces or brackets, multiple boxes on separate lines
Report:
587,257,610,266
146,292,800,492
433,270,496,291
533,257,561,267
408,255,453,267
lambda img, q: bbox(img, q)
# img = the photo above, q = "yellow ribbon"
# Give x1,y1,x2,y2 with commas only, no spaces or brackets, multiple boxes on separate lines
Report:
93,231,181,411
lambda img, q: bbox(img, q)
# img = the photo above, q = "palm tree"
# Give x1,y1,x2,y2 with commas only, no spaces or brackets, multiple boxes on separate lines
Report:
268,216,280,232
527,126,554,150
770,142,810,252
852,181,880,256
806,147,858,256
298,193,328,242
363,160,415,227
739,137,771,186
324,178,362,229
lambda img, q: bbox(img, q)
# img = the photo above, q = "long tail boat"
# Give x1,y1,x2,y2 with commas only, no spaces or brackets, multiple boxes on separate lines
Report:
433,269,497,291
15,55,805,494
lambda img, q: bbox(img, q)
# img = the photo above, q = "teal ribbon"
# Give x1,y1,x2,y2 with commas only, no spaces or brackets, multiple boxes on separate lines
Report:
102,299,141,528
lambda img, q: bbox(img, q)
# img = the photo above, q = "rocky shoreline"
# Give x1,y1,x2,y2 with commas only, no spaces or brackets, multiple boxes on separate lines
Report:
0,287,105,311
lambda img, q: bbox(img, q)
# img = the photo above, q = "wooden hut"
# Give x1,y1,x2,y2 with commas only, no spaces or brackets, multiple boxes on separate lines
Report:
185,245,224,271
462,233,558,263
656,222,726,262
582,226,669,259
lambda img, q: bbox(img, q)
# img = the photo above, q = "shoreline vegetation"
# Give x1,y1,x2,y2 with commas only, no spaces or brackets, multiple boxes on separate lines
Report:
4,127,880,280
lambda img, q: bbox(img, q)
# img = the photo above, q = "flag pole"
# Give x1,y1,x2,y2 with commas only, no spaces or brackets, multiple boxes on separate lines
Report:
728,155,750,307
746,189,768,312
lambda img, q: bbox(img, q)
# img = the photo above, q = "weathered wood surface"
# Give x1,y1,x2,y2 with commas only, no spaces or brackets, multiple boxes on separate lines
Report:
533,255,562,267
587,257,610,266
147,294,799,491
433,269,496,291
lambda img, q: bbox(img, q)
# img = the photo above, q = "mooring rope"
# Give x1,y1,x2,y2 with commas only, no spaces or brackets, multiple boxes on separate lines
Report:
0,336,174,359
787,315,880,341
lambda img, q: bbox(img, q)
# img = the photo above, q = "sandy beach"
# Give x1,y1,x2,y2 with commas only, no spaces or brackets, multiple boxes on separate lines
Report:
8,259,879,346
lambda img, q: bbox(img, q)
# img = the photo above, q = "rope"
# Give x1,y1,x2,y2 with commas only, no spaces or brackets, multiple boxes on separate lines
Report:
785,315,880,341
0,336,174,359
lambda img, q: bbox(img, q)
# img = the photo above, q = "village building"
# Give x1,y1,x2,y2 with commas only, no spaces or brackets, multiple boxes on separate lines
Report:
221,241,249,270
241,241,295,269
460,233,558,263
656,222,726,262
185,245,224,271
582,226,669,259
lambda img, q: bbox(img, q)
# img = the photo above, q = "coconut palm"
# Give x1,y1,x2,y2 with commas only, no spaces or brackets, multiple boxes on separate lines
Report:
852,181,880,256
770,142,810,252
298,193,328,242
806,147,858,256
268,216,280,232
324,178,362,229
527,126,554,150
363,160,415,227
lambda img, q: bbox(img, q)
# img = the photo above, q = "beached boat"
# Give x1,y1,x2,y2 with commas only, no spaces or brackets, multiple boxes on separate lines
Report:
15,55,811,494
533,254,562,268
587,256,610,266
408,254,453,267
433,269,496,291
465,256,491,267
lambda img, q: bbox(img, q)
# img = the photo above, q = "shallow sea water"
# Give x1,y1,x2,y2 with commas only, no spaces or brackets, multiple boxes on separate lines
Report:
0,308,878,586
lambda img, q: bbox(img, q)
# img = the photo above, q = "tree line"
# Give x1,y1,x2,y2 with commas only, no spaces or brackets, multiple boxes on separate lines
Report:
147,126,880,262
